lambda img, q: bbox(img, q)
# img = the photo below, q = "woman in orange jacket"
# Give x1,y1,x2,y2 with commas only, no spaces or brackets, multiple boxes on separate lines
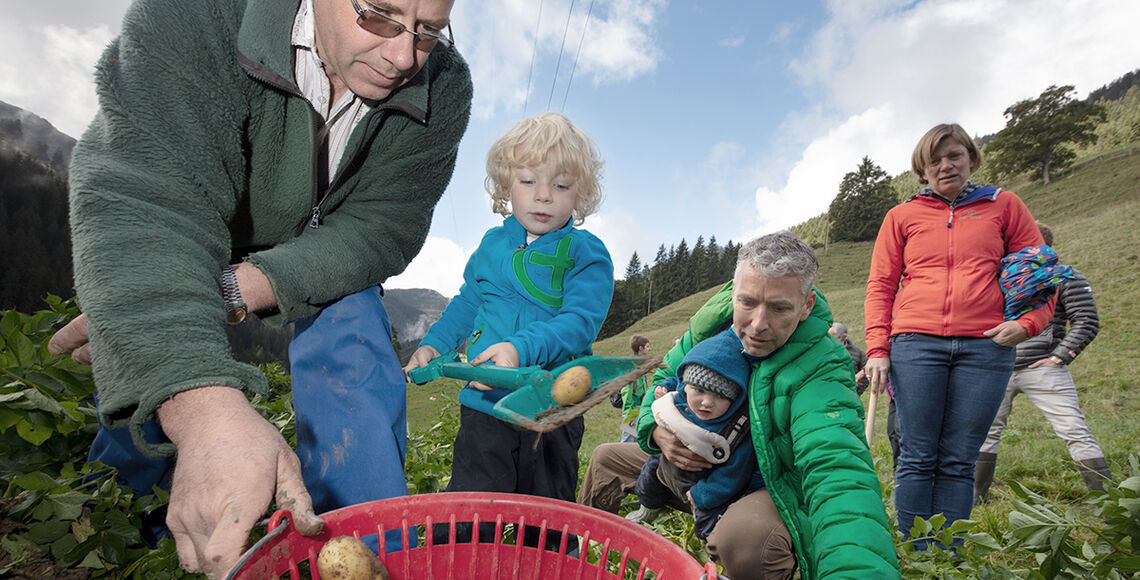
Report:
863,123,1053,548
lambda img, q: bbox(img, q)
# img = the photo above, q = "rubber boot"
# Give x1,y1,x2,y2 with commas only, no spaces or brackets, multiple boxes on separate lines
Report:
1077,457,1111,492
973,452,997,506
625,505,664,524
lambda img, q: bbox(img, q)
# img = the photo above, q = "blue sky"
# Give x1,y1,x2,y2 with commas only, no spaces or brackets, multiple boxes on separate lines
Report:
3,0,1139,298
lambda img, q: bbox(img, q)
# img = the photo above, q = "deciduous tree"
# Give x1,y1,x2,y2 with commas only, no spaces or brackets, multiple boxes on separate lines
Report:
985,85,1106,184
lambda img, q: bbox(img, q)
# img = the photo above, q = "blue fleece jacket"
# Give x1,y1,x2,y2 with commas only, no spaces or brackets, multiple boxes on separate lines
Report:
420,215,614,415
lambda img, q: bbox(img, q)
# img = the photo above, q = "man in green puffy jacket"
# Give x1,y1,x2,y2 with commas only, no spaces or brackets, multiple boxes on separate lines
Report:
579,231,898,579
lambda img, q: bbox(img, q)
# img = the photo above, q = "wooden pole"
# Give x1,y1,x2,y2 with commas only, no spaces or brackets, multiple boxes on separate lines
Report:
864,388,879,445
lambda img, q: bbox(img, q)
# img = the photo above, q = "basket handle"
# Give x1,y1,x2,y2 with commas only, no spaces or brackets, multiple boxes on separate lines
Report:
701,561,729,579
222,510,294,580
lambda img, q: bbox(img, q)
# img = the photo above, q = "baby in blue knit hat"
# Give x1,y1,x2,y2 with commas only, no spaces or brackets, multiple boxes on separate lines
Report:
626,328,762,539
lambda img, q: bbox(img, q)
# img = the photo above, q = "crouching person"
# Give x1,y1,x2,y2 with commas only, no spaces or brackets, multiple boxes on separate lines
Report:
580,231,898,579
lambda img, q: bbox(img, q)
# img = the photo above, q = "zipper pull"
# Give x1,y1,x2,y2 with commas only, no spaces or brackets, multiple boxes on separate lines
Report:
308,206,322,229
947,211,954,228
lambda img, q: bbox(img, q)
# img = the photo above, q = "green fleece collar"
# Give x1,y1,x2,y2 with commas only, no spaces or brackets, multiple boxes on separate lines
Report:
237,0,299,82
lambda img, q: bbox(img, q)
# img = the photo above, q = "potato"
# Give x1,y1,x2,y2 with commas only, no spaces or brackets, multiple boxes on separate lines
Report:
316,535,388,580
552,365,592,405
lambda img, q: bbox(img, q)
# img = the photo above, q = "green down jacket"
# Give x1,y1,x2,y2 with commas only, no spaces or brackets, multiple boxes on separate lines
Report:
637,283,899,579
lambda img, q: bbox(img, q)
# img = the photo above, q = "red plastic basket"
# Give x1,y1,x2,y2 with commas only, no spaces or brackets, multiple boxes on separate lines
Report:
225,492,719,579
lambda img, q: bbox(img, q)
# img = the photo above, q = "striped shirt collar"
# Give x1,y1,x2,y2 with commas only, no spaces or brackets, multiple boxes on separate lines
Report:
292,0,374,180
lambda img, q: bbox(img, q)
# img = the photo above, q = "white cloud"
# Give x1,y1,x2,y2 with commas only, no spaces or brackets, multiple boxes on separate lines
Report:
754,0,1140,234
700,142,747,172
583,209,644,279
756,104,912,232
769,21,795,46
385,237,473,298
720,35,746,49
575,0,664,85
454,0,666,119
0,23,112,137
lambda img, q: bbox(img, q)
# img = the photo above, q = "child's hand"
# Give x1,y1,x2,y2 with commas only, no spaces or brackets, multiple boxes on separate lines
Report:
654,384,668,399
467,342,520,390
686,490,695,510
402,345,441,382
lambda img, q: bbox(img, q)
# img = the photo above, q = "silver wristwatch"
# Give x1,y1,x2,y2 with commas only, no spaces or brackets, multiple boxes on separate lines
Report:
220,265,248,325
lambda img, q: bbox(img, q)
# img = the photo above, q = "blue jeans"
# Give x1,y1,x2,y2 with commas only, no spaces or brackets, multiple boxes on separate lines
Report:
88,285,407,546
890,333,1015,547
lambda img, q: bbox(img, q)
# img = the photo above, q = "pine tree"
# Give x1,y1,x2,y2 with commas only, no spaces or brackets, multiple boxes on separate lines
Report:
624,251,644,279
706,236,724,285
599,279,635,339
828,156,896,242
0,148,73,311
720,241,740,281
623,251,646,319
691,236,708,292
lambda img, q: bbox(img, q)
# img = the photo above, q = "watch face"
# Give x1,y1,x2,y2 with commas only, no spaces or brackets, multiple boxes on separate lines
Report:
227,307,247,325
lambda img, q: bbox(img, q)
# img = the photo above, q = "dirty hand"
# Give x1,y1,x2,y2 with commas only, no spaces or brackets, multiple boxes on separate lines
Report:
467,342,520,390
984,320,1030,348
403,345,442,381
47,314,92,365
159,387,323,579
652,426,713,472
865,357,890,394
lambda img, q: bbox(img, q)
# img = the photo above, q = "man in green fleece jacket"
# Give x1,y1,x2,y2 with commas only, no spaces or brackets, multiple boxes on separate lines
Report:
579,231,899,579
47,0,472,576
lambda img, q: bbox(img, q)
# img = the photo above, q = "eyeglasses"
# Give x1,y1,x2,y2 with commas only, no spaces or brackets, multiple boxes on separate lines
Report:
349,0,454,53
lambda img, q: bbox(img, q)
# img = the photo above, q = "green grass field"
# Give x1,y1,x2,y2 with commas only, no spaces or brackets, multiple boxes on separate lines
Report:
404,145,1140,570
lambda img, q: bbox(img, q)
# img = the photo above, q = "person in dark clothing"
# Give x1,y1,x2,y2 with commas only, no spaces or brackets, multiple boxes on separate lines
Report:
975,222,1110,503
830,322,869,394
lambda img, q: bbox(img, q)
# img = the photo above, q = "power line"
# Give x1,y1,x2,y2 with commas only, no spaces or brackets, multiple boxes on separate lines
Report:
547,0,578,110
523,0,545,114
561,0,596,111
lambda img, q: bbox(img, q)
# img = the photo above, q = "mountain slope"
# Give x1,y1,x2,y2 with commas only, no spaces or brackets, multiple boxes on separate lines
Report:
577,143,1140,469
0,100,76,175
385,288,449,363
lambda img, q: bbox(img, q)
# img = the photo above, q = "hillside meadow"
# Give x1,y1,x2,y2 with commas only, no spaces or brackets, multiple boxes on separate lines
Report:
407,143,1140,569
1,146,1134,578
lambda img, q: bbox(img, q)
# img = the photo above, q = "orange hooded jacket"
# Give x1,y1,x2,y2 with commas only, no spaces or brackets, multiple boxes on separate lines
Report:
864,186,1054,358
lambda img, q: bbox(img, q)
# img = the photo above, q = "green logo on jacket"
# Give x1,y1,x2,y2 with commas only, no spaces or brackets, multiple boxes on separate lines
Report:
513,236,575,308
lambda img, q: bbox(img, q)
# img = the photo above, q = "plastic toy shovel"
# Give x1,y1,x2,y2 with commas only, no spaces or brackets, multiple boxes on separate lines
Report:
408,352,663,432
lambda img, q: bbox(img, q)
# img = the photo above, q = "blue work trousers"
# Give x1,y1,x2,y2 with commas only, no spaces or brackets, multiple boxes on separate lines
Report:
87,286,407,539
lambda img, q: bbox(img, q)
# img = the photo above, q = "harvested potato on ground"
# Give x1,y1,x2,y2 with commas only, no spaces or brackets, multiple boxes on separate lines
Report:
316,535,388,580
552,365,592,405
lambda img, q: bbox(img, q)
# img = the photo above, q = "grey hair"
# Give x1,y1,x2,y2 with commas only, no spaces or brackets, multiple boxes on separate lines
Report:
830,322,848,338
735,231,819,296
